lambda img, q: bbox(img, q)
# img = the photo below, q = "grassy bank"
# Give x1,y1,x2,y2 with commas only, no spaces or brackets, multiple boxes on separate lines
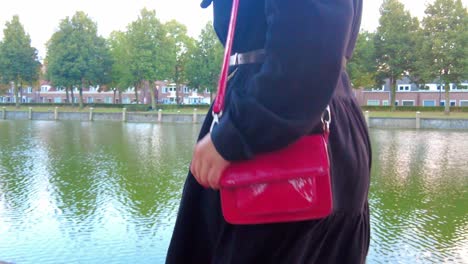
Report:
367,111,468,119
2,106,210,114
3,106,468,119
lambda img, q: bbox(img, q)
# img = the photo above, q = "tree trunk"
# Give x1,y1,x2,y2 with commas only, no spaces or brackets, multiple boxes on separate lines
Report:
134,82,139,104
390,77,396,111
444,83,450,115
14,81,20,108
113,89,116,104
176,83,180,105
149,83,156,110
80,79,86,109
65,87,70,104
118,90,122,104
70,88,75,107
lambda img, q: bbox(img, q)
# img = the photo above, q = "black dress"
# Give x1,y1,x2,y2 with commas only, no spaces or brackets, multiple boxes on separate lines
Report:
166,0,371,263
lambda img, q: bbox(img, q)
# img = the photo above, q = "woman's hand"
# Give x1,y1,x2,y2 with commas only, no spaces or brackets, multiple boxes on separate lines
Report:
191,133,230,189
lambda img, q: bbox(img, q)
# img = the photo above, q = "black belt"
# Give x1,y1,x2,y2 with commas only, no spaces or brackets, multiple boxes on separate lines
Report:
229,49,266,66
229,49,349,67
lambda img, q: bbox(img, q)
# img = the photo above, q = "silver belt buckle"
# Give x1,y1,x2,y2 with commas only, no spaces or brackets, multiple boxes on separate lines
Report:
229,53,239,66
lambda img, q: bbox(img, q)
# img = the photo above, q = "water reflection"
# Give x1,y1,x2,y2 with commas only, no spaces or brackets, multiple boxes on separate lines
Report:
0,121,197,263
368,129,468,263
0,122,466,264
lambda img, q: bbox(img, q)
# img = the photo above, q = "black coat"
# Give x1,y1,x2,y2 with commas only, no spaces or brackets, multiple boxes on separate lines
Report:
166,0,371,263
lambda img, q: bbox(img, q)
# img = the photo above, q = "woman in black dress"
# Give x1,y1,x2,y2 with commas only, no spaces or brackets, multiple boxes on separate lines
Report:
166,0,371,263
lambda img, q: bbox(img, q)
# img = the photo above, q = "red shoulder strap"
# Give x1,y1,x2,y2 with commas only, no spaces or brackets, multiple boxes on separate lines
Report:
212,0,240,115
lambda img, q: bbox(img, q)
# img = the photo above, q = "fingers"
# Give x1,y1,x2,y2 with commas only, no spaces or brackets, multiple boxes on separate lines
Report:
207,165,220,190
190,133,229,190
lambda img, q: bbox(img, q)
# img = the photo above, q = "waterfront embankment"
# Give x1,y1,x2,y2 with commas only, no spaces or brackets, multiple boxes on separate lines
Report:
2,107,468,130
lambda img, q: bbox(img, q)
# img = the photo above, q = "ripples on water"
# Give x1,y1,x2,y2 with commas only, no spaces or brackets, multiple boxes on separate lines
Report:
0,121,196,263
368,129,468,264
0,122,467,263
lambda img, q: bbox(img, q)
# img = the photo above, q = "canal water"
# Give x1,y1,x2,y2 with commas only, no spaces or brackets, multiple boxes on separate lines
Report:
0,121,466,263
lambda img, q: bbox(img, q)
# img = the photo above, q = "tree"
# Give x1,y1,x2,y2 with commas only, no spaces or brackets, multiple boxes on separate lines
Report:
164,20,196,105
46,11,111,108
375,0,420,110
0,15,40,108
108,31,132,104
126,8,171,108
419,0,467,114
186,22,223,103
348,31,377,89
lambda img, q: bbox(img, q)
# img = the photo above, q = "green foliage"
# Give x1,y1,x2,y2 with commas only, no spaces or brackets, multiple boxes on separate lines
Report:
0,15,41,107
164,20,196,104
126,8,171,107
419,0,468,113
375,0,421,110
186,22,223,102
348,31,377,89
46,12,112,108
108,31,133,92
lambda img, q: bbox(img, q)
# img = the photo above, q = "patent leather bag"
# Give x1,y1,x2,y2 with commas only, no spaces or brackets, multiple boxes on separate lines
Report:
212,0,333,224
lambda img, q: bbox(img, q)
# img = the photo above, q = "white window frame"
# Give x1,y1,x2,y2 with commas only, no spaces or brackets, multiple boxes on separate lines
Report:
398,85,411,91
382,100,389,106
105,97,113,104
122,97,131,104
54,97,62,103
87,97,94,103
440,100,457,107
422,100,436,107
367,99,380,106
394,100,399,106
402,100,415,106
459,100,468,107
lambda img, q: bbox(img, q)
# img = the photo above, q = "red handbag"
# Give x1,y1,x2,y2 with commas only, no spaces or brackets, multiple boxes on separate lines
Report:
212,0,333,224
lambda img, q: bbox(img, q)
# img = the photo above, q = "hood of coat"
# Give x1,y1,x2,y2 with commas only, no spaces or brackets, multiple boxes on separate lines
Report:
200,0,213,8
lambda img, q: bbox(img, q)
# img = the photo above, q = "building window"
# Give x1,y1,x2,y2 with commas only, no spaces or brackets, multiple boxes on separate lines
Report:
398,85,411,91
105,97,113,104
123,97,130,104
382,100,389,106
395,100,399,106
41,86,49,92
367,100,380,106
183,87,189,93
460,101,468,107
440,100,456,107
162,87,168,93
423,100,436,107
418,84,430,90
402,100,415,106
26,87,33,93
54,97,62,103
87,97,94,103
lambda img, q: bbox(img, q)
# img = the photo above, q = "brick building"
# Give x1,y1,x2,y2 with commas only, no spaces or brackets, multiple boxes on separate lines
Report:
0,80,212,105
354,77,468,107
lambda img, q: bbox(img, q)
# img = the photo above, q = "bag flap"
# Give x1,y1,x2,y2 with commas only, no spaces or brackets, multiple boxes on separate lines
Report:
220,135,329,188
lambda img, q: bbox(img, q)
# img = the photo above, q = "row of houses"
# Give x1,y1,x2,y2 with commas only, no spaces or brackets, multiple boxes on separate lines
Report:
1,78,468,107
354,77,468,107
0,80,212,105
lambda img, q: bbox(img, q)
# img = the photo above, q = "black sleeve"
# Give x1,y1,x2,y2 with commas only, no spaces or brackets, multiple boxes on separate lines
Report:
211,0,354,161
